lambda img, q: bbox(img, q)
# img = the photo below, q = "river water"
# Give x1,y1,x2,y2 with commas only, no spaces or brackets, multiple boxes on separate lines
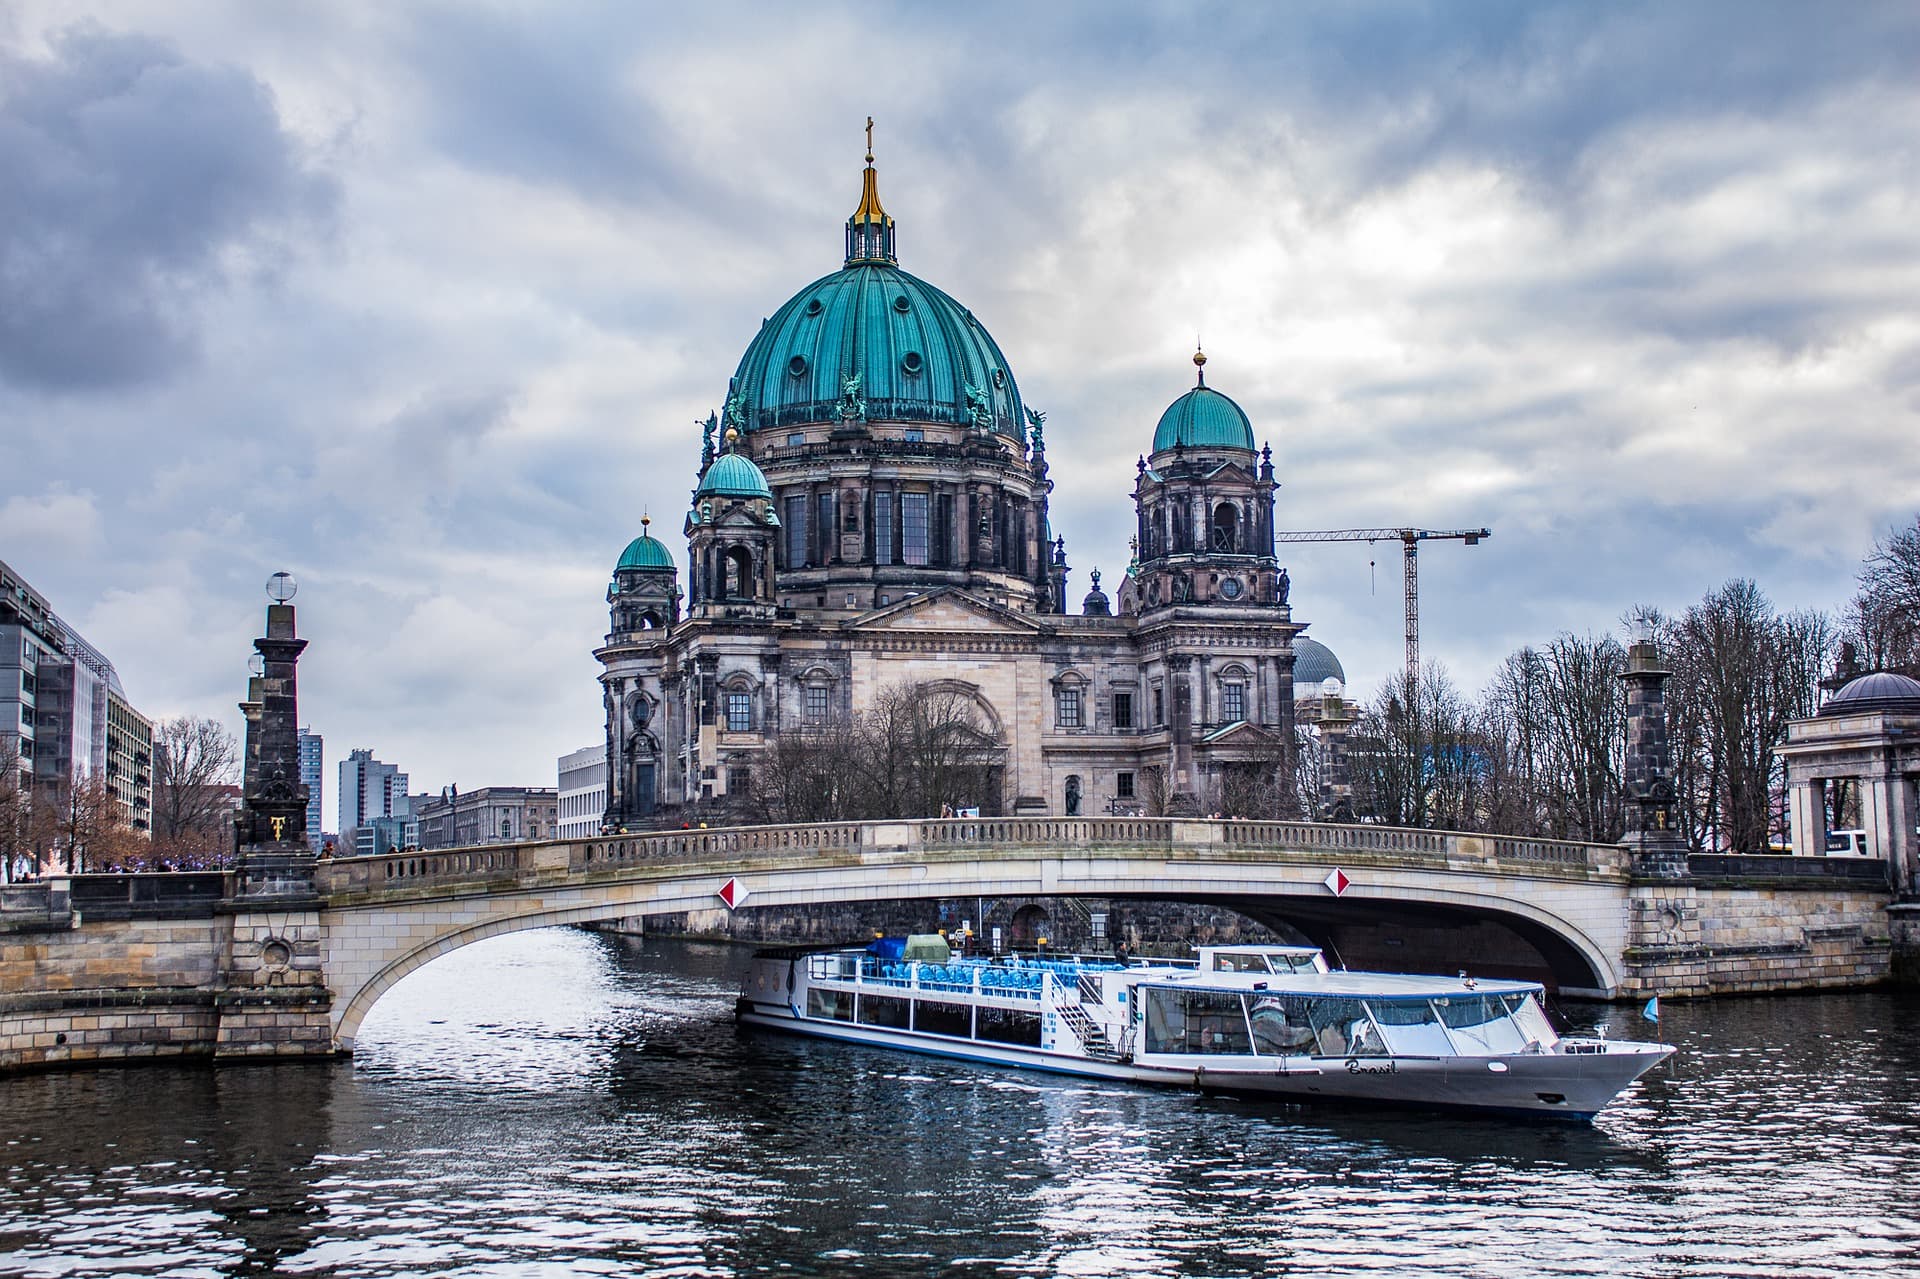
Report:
3,930,1917,1278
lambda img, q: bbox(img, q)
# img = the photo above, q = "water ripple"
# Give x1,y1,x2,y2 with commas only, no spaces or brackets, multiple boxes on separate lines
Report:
3,930,1917,1277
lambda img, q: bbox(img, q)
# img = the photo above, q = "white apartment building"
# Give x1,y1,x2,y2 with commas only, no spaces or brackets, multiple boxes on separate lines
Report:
557,742,608,838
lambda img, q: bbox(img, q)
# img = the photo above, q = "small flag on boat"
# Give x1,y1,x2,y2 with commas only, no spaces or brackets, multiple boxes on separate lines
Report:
1642,996,1660,1023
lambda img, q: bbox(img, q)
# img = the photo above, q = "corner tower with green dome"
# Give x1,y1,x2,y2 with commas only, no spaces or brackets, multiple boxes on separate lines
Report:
1121,349,1283,617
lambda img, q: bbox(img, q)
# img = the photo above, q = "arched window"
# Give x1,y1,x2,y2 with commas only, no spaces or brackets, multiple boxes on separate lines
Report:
1218,665,1251,724
1212,502,1238,552
724,546,754,598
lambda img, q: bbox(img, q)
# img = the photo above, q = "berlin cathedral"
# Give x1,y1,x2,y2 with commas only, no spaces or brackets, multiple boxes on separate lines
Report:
596,139,1343,827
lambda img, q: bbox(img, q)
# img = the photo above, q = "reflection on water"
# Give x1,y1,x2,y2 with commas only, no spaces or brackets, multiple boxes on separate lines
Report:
4,928,1918,1277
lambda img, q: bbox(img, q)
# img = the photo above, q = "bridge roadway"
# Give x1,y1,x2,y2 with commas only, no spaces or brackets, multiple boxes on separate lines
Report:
320,817,1632,1048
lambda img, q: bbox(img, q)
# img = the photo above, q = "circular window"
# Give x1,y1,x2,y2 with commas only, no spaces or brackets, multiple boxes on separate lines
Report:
901,351,923,375
788,355,809,377
805,298,823,316
992,368,1006,388
1220,577,1243,600
893,294,911,313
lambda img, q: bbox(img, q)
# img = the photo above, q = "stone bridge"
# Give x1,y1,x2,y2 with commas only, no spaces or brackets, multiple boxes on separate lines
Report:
1,818,1898,1073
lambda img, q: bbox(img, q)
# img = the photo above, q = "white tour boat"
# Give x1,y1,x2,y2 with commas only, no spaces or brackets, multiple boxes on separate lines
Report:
737,938,1673,1120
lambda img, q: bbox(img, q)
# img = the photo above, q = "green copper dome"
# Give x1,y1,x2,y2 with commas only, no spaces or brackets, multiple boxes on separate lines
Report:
616,531,675,572
695,450,773,500
723,159,1025,440
1152,385,1256,453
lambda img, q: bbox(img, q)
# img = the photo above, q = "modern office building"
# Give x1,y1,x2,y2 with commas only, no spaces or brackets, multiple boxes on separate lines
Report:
557,743,607,838
0,558,153,833
297,728,324,846
339,748,410,838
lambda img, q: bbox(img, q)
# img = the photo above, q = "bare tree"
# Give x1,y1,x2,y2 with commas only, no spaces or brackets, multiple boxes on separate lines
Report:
749,713,873,824
1137,765,1171,818
1663,581,1832,852
867,681,1004,818
1478,634,1628,842
1848,515,1920,676
750,681,1004,822
1205,729,1302,820
152,716,240,860
31,771,138,873
0,737,31,881
1348,664,1481,829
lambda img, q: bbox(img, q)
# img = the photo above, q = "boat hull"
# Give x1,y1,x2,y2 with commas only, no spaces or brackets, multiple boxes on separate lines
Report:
737,998,1669,1121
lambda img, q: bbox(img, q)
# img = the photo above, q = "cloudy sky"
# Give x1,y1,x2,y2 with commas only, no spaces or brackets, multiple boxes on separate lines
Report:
4,2,1917,816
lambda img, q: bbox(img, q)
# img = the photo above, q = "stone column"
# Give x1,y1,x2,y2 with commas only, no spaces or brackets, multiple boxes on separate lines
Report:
1788,778,1823,859
1619,629,1687,879
1882,770,1916,894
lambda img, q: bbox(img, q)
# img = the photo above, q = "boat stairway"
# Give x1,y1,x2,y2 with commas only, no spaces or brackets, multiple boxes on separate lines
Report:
1055,1004,1121,1061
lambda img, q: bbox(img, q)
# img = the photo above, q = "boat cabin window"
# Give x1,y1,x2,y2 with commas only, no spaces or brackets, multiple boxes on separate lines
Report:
1436,994,1532,1054
857,994,911,1030
1208,950,1324,974
1248,995,1318,1054
1506,993,1558,1048
1304,997,1387,1057
1142,988,1253,1054
1368,997,1455,1056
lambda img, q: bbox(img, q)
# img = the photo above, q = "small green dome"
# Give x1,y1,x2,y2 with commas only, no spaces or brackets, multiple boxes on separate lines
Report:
616,532,675,572
1152,385,1256,453
695,451,773,500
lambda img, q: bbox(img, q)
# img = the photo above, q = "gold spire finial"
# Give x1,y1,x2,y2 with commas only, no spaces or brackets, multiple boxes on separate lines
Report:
851,117,891,232
1193,344,1208,386
724,427,740,449
641,512,651,531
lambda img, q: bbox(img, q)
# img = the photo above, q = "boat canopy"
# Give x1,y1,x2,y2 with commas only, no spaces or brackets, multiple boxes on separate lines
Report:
902,934,951,963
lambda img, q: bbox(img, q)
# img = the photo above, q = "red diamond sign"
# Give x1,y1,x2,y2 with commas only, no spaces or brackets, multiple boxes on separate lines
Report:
718,877,747,909
1324,868,1351,897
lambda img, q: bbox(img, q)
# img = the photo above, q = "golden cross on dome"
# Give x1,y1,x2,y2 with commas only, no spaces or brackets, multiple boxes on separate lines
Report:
865,116,874,164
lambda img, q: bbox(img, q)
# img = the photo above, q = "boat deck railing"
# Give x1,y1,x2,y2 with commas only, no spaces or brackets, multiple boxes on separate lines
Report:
810,955,1127,1002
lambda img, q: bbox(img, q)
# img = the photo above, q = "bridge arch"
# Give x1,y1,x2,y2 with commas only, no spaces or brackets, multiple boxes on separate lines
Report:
324,825,1629,1049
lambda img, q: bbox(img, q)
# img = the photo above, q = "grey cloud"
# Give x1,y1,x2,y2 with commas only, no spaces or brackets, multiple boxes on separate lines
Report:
0,24,336,391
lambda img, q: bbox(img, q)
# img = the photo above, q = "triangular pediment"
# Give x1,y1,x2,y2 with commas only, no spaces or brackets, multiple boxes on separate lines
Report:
843,587,1047,634
1198,719,1285,747
1203,460,1255,484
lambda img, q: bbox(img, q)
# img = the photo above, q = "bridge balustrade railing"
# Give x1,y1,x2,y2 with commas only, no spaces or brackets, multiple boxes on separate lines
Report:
917,817,1175,848
576,822,869,871
319,816,1618,895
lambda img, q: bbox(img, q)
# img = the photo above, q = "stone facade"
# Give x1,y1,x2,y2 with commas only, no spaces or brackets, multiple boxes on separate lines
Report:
1622,879,1893,996
596,160,1302,828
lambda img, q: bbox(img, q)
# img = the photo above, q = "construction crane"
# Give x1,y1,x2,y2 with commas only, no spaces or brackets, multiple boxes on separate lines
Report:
1273,527,1491,684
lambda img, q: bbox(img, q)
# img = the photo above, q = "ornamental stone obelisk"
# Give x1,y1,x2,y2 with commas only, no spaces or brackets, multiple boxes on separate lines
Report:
1620,621,1688,880
219,571,334,1059
234,571,318,899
